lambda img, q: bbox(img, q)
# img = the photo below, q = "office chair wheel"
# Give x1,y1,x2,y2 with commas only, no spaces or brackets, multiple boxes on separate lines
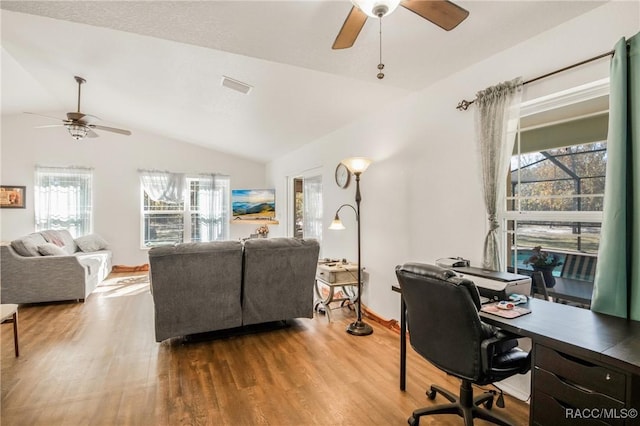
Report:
408,415,418,426
426,387,437,400
483,398,493,410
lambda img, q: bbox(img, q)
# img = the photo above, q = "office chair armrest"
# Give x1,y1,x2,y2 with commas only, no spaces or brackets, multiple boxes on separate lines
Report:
480,330,520,372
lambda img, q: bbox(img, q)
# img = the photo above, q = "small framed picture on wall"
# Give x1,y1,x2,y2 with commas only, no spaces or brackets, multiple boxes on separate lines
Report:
0,186,26,208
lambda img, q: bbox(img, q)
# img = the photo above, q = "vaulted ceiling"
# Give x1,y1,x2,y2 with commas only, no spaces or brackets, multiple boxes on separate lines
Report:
1,1,605,162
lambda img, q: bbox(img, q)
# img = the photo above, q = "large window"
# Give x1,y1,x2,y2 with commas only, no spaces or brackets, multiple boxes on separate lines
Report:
505,82,609,275
35,166,93,237
141,175,229,247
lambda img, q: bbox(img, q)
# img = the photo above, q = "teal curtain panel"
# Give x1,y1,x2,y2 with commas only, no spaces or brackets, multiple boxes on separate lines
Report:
591,32,640,320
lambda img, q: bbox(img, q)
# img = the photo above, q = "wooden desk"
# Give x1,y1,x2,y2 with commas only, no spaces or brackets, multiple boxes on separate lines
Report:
392,286,640,425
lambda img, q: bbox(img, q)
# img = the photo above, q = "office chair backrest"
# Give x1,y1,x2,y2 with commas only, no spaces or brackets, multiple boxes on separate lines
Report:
395,262,488,382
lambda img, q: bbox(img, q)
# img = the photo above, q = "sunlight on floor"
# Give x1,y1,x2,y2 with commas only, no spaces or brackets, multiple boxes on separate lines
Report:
94,274,149,298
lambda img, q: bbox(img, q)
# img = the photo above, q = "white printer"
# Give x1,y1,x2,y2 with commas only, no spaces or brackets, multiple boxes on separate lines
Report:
452,266,531,302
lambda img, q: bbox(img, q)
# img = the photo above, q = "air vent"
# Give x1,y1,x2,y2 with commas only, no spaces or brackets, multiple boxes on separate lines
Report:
221,76,253,95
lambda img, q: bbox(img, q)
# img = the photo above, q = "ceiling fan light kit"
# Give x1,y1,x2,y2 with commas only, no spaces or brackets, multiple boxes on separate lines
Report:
352,0,401,18
67,123,88,140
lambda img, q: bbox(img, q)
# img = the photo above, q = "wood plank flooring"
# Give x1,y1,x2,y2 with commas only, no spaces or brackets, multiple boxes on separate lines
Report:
1,272,530,425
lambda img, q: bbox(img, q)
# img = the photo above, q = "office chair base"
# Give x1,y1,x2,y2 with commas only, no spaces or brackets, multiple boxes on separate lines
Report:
408,381,513,426
346,320,373,336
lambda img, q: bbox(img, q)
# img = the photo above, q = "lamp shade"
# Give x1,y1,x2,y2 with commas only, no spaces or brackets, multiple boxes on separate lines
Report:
329,214,346,230
352,0,401,18
341,157,372,174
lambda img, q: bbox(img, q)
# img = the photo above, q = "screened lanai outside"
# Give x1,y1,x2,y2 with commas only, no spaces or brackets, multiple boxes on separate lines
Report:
503,81,609,291
507,141,606,277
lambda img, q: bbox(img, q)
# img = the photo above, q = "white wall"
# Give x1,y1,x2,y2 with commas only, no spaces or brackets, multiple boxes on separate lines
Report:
0,113,266,265
266,2,640,321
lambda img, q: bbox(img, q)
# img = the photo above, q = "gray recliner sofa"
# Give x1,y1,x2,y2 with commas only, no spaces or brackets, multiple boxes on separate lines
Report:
148,237,320,342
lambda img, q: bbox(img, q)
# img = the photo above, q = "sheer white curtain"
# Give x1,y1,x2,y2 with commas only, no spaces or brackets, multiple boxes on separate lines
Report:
474,77,523,270
303,175,323,242
196,174,230,241
35,166,93,237
138,170,185,203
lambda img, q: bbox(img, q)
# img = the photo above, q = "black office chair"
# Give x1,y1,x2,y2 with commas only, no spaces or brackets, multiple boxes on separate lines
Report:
395,263,531,426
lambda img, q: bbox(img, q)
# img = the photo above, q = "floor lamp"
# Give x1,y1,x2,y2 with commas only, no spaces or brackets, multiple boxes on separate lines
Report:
329,157,373,336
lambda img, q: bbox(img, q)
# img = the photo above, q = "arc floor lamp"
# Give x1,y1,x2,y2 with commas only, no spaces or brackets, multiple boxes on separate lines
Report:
329,157,373,336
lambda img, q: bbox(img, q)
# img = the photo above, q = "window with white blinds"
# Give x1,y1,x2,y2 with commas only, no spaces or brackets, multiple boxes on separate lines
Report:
35,166,93,237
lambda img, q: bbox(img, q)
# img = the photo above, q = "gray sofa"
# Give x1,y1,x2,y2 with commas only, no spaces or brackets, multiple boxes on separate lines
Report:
1,230,112,304
149,237,320,342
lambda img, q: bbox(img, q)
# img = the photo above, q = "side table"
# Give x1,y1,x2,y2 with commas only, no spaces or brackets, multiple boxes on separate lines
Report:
314,262,360,322
1,304,19,357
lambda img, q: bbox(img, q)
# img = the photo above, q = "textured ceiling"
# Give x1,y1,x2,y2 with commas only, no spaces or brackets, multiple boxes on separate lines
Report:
1,1,606,162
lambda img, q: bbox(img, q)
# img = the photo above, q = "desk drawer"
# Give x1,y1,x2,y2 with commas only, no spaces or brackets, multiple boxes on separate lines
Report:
532,391,615,426
536,345,626,401
534,367,625,411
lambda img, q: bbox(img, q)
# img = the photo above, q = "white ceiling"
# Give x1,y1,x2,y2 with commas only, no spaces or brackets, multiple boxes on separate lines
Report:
1,1,605,163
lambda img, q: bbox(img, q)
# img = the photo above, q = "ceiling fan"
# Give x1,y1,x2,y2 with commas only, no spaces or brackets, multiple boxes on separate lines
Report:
333,0,469,78
26,76,132,141
333,0,469,49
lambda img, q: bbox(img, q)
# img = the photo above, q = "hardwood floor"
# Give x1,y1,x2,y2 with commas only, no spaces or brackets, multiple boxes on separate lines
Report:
1,272,530,425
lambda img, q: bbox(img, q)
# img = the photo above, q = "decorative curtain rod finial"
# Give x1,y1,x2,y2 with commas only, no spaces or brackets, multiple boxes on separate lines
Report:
456,99,473,111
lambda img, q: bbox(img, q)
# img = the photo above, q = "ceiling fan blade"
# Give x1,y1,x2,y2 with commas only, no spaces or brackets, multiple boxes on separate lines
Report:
24,111,64,121
67,112,99,123
86,129,99,138
400,0,469,31
332,6,368,49
91,124,132,136
34,124,64,129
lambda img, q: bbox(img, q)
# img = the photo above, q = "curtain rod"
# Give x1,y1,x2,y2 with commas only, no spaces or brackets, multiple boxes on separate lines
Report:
456,49,615,111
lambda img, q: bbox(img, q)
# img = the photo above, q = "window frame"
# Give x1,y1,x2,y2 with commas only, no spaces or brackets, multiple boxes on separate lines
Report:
34,166,94,237
140,175,229,248
502,79,609,274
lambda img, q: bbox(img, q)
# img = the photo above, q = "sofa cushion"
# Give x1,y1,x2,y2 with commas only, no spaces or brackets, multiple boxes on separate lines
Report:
38,243,67,256
40,230,65,247
56,230,79,255
10,233,47,257
75,234,109,252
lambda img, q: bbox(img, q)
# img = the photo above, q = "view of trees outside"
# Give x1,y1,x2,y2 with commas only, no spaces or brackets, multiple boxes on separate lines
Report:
143,192,184,246
508,141,607,271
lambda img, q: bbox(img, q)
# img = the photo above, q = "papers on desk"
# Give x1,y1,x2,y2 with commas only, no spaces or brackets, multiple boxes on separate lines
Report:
481,302,531,319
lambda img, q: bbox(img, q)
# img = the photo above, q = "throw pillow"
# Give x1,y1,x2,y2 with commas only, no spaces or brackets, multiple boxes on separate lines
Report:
40,230,65,247
75,234,109,252
38,243,68,256
10,233,47,257
57,229,79,255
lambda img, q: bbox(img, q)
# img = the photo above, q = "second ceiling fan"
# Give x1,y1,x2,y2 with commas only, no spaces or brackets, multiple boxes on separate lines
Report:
333,0,469,78
333,0,469,49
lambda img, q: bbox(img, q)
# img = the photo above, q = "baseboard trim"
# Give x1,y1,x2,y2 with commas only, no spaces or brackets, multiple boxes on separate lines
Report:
362,305,401,334
112,264,149,272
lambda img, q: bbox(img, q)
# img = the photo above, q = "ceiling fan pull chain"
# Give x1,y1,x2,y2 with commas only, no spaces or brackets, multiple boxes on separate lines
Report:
377,17,385,79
